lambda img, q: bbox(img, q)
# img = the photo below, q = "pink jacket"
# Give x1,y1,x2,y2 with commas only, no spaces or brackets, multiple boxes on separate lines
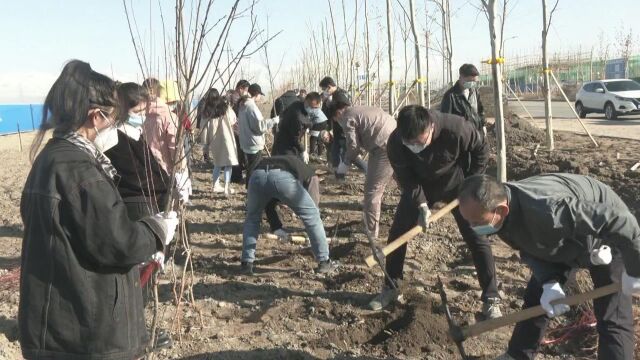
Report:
143,98,178,174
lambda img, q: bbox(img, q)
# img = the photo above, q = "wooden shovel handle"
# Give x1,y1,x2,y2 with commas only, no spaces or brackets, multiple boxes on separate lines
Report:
461,282,622,340
365,199,459,268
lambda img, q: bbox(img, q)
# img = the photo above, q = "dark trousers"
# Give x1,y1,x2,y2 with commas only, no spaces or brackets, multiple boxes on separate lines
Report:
385,189,499,301
508,255,634,360
244,150,264,188
266,176,321,232
231,133,245,183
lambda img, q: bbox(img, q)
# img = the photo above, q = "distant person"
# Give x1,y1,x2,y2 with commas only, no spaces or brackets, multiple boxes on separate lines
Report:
203,89,239,196
237,83,279,180
226,80,250,183
441,64,486,135
20,60,178,360
458,173,640,360
298,88,308,101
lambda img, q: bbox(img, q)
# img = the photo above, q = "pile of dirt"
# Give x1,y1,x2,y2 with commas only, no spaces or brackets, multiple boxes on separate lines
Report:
323,291,455,358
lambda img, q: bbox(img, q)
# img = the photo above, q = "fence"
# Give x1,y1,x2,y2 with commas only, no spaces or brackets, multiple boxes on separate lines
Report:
0,104,44,135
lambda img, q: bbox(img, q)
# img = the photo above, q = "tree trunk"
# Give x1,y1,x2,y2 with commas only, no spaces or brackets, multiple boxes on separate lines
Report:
487,0,507,182
425,31,431,108
385,0,396,114
409,0,424,106
542,0,554,150
364,0,371,106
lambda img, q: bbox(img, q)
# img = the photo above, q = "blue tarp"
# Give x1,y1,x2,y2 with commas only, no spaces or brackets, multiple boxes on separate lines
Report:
0,104,44,135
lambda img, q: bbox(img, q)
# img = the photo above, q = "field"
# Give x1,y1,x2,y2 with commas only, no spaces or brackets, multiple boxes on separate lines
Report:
1,118,640,359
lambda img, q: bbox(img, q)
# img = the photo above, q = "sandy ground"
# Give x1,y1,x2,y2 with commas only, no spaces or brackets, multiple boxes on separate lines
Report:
0,123,639,359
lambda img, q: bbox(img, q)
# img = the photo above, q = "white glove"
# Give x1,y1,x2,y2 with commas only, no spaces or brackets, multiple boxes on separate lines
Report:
151,251,165,270
482,126,487,137
154,211,179,246
540,282,570,317
271,116,280,125
590,245,612,266
302,151,309,164
418,203,431,232
336,161,349,175
621,271,640,296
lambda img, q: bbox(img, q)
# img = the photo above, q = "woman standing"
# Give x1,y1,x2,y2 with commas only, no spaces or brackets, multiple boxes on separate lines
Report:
204,88,239,196
19,60,178,360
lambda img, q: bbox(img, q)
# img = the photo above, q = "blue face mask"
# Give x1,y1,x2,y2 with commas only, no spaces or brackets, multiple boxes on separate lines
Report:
471,210,502,236
128,113,145,127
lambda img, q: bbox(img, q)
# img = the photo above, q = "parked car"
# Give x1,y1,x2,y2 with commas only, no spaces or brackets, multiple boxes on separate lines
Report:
575,79,640,120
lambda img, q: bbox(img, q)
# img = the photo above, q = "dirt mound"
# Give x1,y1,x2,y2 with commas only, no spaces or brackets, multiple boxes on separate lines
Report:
323,291,455,358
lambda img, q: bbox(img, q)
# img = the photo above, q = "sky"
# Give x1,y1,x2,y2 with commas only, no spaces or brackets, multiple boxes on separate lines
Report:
0,0,638,103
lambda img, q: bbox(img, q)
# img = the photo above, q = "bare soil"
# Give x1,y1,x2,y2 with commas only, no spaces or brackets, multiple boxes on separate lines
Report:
0,122,639,359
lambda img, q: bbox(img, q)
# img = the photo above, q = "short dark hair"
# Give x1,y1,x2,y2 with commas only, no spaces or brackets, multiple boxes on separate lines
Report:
459,64,479,77
236,80,250,90
458,175,508,210
305,91,322,104
319,76,336,89
142,77,163,97
117,82,150,113
396,105,433,140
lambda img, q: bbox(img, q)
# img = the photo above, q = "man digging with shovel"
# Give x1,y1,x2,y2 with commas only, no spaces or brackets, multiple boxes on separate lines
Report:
369,105,502,320
458,173,640,360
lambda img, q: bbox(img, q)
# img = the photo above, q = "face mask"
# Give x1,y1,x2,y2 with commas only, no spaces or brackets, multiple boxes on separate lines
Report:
403,141,428,154
471,210,502,236
322,90,330,98
128,113,145,127
463,81,478,89
94,112,119,152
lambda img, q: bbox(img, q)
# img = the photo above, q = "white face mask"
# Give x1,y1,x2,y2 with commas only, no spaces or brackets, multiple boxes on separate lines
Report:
94,112,119,152
463,81,478,89
402,140,428,154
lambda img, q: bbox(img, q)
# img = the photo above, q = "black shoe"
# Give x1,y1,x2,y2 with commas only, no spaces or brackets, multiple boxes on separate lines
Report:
150,328,173,350
240,261,254,275
316,259,339,274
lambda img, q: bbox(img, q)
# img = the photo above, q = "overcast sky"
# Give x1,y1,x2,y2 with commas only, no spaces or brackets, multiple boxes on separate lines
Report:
0,0,638,103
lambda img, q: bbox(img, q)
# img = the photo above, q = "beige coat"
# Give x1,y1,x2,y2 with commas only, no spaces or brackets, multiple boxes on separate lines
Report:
337,105,397,163
206,107,239,166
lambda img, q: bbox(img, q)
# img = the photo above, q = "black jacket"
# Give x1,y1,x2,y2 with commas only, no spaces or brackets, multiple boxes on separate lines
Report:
272,101,312,156
498,173,640,282
440,82,485,131
387,111,489,205
322,88,350,140
254,155,315,185
270,90,300,118
104,129,170,210
19,138,166,360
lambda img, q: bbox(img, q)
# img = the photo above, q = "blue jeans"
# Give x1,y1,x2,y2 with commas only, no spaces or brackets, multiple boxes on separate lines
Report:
242,169,329,263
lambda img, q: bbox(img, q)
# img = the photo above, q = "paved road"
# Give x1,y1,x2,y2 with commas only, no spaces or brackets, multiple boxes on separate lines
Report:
508,101,640,141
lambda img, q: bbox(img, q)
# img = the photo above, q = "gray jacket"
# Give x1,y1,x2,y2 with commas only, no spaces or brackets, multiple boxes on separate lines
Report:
238,98,277,154
498,173,640,282
337,106,396,164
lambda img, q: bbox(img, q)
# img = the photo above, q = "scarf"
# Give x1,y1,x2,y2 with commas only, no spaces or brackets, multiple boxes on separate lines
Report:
55,131,119,180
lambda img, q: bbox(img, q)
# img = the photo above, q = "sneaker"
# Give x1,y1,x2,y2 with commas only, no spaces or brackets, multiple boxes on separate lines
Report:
273,228,290,242
149,328,173,351
213,182,225,193
240,261,254,275
224,186,235,196
494,352,516,360
316,259,339,274
482,298,502,319
369,283,402,311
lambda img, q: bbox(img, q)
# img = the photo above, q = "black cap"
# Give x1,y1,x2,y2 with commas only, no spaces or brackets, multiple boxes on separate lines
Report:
332,91,351,107
248,83,264,96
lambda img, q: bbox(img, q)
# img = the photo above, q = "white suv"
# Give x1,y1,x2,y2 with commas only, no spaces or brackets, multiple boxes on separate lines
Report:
575,79,640,120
